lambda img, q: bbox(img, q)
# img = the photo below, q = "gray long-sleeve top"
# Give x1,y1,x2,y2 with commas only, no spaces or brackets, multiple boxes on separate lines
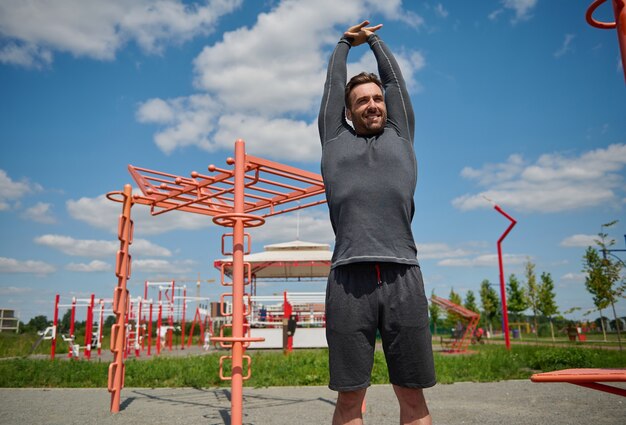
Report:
319,34,419,268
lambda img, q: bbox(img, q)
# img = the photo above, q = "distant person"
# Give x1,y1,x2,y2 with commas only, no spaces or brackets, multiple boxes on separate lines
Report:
319,20,435,425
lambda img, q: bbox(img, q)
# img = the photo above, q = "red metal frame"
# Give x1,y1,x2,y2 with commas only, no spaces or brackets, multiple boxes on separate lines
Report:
494,204,517,350
431,295,480,353
587,0,626,83
106,140,326,423
106,184,133,413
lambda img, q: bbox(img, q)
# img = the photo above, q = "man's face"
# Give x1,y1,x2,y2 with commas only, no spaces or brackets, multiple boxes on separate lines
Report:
346,82,387,136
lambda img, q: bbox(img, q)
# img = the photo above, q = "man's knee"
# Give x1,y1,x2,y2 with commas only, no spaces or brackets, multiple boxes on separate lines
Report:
337,388,367,410
393,385,427,408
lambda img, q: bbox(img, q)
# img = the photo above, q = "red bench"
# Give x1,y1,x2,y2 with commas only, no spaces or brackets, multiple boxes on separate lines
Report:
531,368,626,397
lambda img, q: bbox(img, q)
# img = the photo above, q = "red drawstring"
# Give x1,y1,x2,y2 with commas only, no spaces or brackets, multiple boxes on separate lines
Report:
375,264,382,285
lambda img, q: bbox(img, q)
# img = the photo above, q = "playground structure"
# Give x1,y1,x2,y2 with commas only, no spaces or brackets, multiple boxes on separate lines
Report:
106,139,326,424
586,0,626,83
38,285,212,361
36,294,114,360
431,295,480,353
142,281,212,355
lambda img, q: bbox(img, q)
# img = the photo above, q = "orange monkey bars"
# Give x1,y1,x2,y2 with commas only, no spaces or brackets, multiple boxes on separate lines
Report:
106,139,326,424
586,0,626,83
431,295,480,353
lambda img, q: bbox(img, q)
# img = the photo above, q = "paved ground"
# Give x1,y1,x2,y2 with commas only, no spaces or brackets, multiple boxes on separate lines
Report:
1,380,625,425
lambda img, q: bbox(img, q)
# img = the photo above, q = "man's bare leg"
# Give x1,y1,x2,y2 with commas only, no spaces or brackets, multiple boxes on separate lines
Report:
392,385,432,425
332,388,367,425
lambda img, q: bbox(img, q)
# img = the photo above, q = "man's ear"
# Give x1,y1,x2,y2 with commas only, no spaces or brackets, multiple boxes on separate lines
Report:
345,107,352,122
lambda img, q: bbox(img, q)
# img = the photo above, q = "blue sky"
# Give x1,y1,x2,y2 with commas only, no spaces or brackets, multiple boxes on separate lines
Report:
1,0,625,324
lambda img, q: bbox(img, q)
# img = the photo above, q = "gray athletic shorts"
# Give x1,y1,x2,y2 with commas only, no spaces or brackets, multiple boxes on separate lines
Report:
325,262,436,392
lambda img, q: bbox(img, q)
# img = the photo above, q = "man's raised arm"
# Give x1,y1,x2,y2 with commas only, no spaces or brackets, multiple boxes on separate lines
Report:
318,36,351,146
368,34,415,143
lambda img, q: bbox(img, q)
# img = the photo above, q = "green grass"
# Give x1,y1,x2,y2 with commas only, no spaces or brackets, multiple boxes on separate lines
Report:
1,344,624,388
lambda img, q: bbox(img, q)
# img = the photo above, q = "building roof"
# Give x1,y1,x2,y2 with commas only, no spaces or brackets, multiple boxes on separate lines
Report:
214,240,332,280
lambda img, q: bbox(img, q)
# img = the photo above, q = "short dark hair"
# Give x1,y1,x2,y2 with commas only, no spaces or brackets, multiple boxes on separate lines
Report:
344,72,383,109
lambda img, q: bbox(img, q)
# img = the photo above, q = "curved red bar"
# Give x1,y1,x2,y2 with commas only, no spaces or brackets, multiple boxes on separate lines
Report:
587,0,626,82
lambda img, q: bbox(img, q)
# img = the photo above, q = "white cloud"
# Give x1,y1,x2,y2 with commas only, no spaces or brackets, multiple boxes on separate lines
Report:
415,242,475,260
488,9,504,21
560,234,598,248
0,169,42,210
453,144,626,213
139,0,426,158
213,115,320,161
554,34,575,58
438,253,527,267
0,257,56,274
34,234,172,257
66,193,214,235
490,0,537,24
0,0,243,68
23,202,56,224
0,286,32,295
434,4,449,19
66,260,111,272
136,94,219,154
133,258,195,274
561,272,586,282
136,98,175,123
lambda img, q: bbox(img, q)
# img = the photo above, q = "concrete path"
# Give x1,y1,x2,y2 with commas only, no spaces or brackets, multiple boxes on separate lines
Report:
1,380,625,424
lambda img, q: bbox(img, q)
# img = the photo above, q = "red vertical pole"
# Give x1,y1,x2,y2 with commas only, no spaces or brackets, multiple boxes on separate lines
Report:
85,294,95,360
181,287,187,350
98,299,104,358
69,297,76,358
147,302,153,357
169,281,175,351
51,294,60,360
230,139,247,425
494,204,517,350
157,300,163,355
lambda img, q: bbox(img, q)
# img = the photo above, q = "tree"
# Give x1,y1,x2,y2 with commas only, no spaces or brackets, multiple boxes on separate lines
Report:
25,315,50,333
582,221,625,350
524,259,540,337
464,290,479,314
537,272,559,341
60,309,72,333
104,315,116,328
428,289,441,336
506,273,528,323
479,279,500,335
443,288,463,332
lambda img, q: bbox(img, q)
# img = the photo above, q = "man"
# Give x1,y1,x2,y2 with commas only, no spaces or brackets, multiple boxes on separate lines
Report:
319,21,436,425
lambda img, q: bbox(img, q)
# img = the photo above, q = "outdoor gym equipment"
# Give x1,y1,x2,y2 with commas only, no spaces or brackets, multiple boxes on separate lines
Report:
484,197,517,350
42,294,114,360
106,139,326,424
586,0,626,83
431,295,480,353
